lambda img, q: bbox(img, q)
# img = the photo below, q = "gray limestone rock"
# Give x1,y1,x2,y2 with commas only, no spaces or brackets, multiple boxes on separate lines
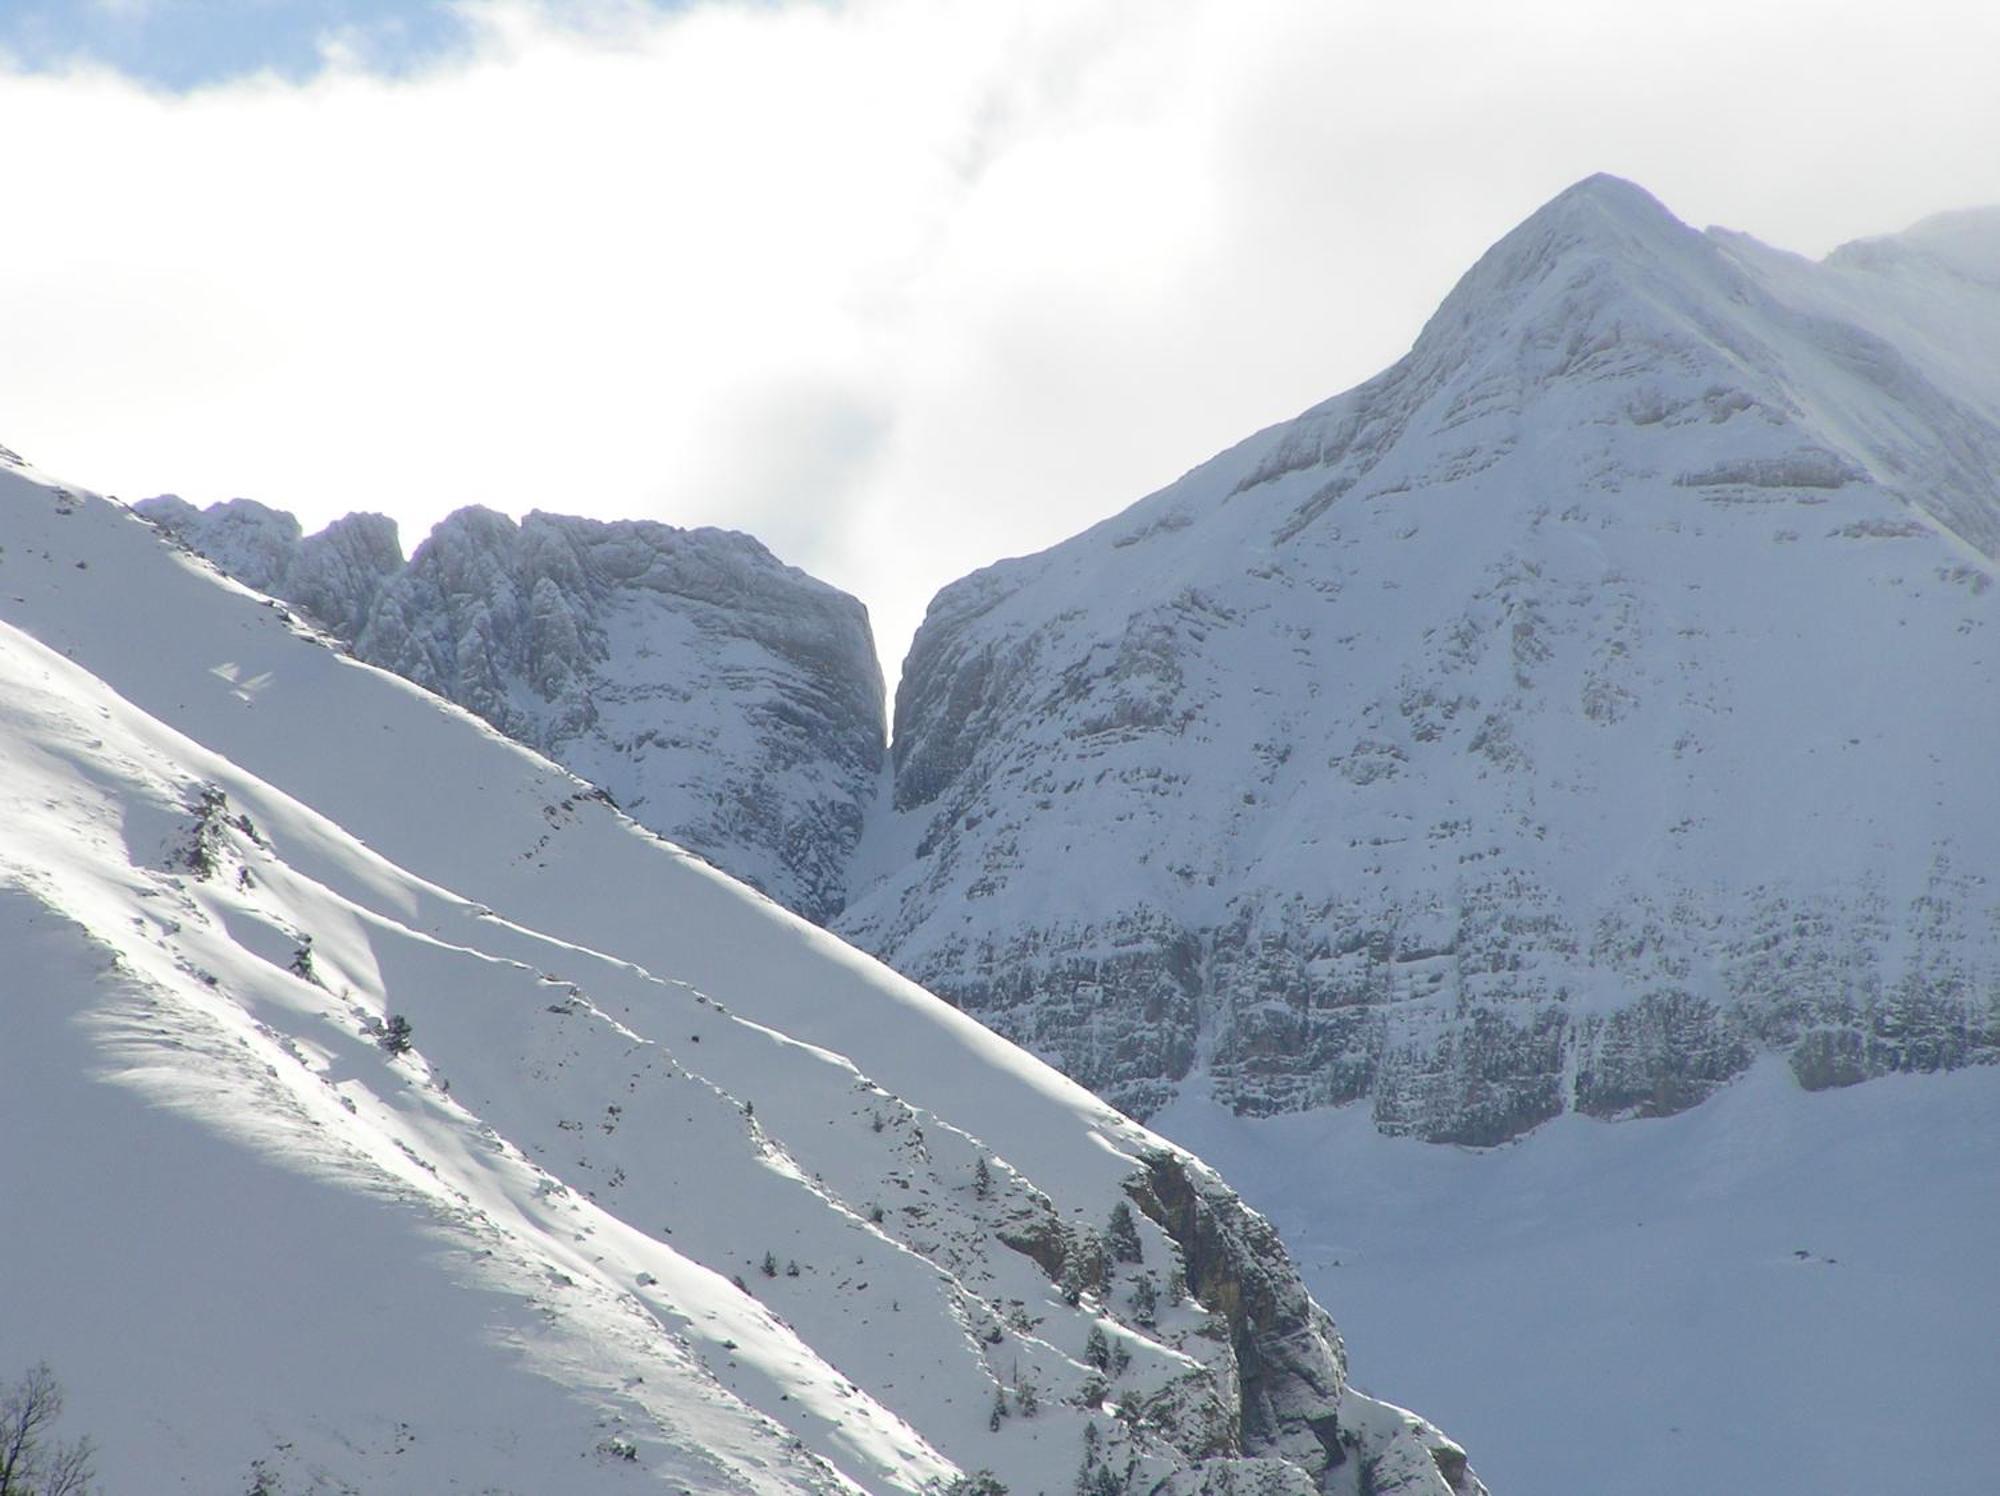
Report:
138,497,884,923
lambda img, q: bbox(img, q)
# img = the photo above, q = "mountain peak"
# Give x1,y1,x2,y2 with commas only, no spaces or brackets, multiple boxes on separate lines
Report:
1542,170,1676,223
1434,173,1706,316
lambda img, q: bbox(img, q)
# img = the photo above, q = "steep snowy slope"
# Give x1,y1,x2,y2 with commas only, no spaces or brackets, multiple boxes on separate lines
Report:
137,496,885,923
836,175,2000,1140
0,454,1479,1496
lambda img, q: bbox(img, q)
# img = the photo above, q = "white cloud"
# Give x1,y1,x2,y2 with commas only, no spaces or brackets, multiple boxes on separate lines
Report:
4,0,1999,679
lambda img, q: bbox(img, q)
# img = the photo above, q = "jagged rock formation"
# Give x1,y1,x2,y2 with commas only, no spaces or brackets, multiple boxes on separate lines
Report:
137,495,403,638
137,499,885,923
834,176,2000,1141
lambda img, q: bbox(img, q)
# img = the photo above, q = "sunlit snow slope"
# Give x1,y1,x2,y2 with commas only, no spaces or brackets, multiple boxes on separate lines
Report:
0,455,1480,1496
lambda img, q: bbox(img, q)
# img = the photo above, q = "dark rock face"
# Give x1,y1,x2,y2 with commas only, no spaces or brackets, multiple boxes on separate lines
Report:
138,499,884,923
1130,1151,1483,1496
1135,1152,1348,1472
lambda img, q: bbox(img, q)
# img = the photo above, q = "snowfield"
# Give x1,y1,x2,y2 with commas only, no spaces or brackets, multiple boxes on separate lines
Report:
1158,1060,2000,1496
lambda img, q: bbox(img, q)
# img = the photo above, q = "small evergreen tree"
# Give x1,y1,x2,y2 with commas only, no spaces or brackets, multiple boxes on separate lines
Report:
1128,1275,1158,1326
973,1156,993,1198
987,1387,1009,1431
1107,1201,1142,1264
761,1251,778,1278
1084,1324,1110,1371
1059,1257,1089,1307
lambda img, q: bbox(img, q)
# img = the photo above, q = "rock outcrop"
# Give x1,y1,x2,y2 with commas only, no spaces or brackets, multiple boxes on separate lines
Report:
139,499,885,923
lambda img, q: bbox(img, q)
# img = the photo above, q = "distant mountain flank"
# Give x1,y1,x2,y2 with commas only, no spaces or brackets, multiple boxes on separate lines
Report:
836,174,2000,1140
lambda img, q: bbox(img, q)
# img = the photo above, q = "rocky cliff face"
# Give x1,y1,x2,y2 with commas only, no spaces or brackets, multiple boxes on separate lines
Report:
137,499,885,923
834,176,2000,1141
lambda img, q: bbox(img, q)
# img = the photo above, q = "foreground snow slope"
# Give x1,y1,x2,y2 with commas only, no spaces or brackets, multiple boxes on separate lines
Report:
838,174,2000,1139
0,456,1480,1496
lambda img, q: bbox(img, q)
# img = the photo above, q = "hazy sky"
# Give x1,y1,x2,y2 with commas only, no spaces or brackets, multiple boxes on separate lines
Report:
5,0,1999,680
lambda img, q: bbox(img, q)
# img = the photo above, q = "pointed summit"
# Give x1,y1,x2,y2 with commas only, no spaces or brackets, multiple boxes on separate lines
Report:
1543,171,1677,222
1513,173,1693,251
1416,173,1721,346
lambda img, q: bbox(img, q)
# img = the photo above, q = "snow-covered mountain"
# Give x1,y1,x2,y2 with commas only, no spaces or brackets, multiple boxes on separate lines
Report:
835,174,2000,1141
54,175,2000,1496
0,456,1479,1495
136,496,885,923
120,184,2000,1147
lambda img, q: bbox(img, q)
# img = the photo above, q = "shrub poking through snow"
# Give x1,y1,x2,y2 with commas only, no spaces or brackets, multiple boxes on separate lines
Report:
0,1362,95,1496
946,1471,1007,1496
378,1013,414,1056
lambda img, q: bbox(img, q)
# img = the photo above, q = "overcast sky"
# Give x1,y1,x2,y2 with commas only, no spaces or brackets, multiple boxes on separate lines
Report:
5,0,1999,682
